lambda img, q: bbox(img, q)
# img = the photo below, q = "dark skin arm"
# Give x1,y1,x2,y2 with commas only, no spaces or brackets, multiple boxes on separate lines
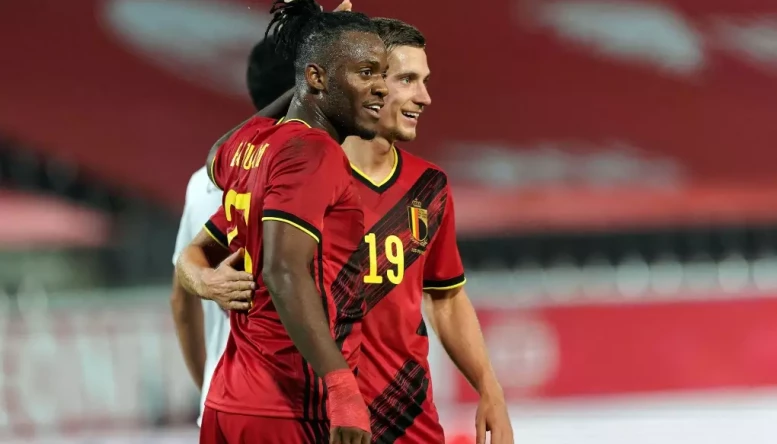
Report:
261,220,351,376
170,271,206,388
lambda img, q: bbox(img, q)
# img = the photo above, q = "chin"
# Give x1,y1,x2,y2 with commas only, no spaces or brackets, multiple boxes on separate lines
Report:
354,126,378,141
395,129,417,142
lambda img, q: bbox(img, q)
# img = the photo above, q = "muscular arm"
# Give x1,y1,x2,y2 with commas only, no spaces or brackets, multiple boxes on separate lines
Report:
206,89,294,176
262,220,350,376
170,272,206,388
423,287,502,397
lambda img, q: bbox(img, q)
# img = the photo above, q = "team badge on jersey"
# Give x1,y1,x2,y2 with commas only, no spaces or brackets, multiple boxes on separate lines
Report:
408,199,429,246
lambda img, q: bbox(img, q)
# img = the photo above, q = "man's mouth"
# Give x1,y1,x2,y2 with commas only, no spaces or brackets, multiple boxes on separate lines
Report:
364,103,383,118
401,111,420,121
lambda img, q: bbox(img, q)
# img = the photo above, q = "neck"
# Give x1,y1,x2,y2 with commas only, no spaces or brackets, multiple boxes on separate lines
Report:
285,93,343,143
342,135,395,176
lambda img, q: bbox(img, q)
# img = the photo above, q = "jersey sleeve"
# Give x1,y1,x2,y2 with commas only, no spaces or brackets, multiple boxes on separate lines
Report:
423,185,466,290
261,134,346,243
203,205,229,249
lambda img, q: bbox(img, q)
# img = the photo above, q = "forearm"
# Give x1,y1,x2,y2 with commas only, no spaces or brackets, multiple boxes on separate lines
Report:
175,234,229,299
175,245,214,298
263,267,349,377
425,289,501,396
170,273,206,387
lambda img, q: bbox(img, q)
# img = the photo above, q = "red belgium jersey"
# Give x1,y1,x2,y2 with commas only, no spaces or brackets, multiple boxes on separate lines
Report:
203,117,366,420
351,147,466,444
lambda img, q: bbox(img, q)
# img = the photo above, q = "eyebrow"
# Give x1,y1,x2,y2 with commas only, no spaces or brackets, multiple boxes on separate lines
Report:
394,71,431,79
359,59,382,67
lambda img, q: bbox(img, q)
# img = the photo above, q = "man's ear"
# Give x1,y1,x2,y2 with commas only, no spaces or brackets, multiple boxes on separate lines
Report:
304,63,326,93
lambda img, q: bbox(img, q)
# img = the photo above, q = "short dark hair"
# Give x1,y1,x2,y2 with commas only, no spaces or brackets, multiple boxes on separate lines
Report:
371,18,425,51
246,36,295,111
266,0,378,81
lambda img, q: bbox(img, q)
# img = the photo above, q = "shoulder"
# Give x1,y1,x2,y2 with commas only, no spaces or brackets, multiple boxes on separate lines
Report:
273,126,346,161
397,147,450,186
220,116,278,151
213,116,277,161
279,125,339,149
242,115,277,131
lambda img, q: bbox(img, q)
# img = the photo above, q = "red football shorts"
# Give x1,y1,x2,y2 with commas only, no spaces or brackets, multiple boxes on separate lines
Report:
200,407,330,444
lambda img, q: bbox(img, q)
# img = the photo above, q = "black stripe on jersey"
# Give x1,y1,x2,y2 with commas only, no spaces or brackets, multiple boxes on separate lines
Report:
422,274,466,290
204,220,228,248
302,358,312,420
299,419,316,443
352,148,404,193
416,319,428,337
301,242,327,421
369,359,429,443
329,237,369,351
311,370,320,421
313,420,330,443
262,209,322,242
362,168,449,313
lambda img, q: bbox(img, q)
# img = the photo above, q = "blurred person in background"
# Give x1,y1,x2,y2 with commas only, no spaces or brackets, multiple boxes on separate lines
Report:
192,8,512,444
168,36,295,428
176,1,387,443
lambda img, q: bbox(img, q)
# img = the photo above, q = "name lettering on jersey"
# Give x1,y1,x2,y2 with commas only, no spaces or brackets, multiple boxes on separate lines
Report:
407,199,429,253
230,142,268,171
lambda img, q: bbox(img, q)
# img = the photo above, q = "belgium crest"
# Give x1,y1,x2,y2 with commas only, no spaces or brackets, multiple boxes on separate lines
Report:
407,199,428,245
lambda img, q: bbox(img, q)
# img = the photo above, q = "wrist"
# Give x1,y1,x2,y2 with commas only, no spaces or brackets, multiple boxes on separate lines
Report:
195,268,215,300
477,376,504,400
324,368,359,391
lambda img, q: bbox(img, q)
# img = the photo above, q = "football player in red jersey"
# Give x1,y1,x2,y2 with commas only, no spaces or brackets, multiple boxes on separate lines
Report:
175,1,388,443
189,10,513,444
340,19,513,444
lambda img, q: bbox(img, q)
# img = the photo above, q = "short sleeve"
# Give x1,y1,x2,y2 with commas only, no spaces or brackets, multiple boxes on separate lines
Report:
423,186,466,290
261,134,346,243
203,206,229,249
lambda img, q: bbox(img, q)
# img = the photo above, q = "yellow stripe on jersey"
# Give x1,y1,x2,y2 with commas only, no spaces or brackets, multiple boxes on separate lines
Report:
422,277,467,291
410,207,420,240
261,217,321,243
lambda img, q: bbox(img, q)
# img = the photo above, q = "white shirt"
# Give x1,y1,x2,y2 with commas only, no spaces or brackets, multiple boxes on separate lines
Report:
172,166,228,427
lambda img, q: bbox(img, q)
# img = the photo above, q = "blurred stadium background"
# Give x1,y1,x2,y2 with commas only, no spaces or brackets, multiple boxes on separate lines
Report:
3,0,777,442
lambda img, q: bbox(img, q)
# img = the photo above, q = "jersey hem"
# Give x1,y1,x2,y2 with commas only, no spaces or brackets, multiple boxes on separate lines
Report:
262,209,322,243
422,274,466,290
205,399,306,419
203,221,228,249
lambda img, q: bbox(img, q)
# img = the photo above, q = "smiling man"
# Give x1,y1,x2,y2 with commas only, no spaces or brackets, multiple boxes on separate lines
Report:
340,18,513,444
